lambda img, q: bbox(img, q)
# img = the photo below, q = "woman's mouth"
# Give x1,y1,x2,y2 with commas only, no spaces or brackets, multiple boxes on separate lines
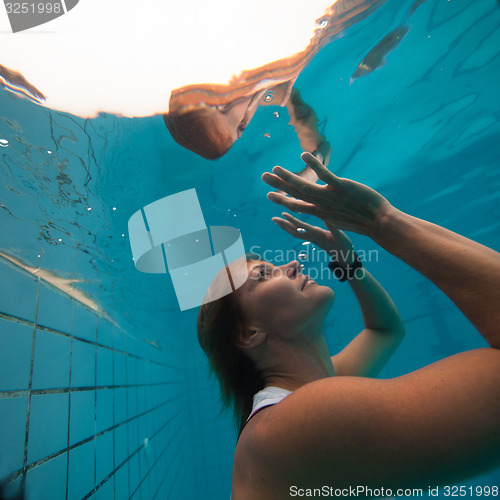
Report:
301,276,315,290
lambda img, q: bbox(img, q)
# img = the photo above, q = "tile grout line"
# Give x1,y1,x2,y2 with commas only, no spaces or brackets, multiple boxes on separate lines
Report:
0,310,181,369
165,433,188,498
93,315,98,500
21,277,40,497
82,397,185,499
125,338,131,499
66,300,74,500
112,332,117,500
5,393,181,484
0,380,185,399
144,369,151,497
152,419,188,499
137,421,187,499
135,359,142,500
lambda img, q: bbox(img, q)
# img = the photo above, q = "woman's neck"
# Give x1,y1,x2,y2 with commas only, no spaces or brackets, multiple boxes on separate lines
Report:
258,328,335,391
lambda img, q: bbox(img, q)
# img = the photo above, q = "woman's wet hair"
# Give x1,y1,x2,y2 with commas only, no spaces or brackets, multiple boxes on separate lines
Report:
197,255,264,433
163,107,234,160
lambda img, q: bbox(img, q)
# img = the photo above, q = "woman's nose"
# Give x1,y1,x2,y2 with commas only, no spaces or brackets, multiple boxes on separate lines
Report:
284,260,300,278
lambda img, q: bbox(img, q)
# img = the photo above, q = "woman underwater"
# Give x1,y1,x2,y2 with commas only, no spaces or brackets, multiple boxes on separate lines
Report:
198,152,500,499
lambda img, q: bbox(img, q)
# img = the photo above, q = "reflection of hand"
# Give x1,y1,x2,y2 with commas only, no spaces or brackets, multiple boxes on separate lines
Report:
262,152,392,238
272,212,356,266
313,140,331,168
279,141,331,190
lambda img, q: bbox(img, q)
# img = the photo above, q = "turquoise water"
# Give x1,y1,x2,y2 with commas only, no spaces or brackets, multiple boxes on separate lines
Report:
1,0,499,498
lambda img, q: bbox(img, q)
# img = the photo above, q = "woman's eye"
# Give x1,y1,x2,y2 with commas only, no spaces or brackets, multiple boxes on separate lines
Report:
238,121,246,132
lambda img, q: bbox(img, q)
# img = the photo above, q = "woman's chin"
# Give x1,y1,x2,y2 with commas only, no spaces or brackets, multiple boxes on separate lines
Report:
313,285,335,310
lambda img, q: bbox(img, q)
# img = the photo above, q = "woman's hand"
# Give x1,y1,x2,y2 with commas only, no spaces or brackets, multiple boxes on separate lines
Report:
262,152,393,238
272,212,356,266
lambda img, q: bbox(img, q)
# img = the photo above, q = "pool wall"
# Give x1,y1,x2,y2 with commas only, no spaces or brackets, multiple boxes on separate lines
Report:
0,255,193,499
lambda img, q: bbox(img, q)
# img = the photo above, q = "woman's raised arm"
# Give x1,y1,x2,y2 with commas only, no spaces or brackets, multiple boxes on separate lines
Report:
262,152,500,348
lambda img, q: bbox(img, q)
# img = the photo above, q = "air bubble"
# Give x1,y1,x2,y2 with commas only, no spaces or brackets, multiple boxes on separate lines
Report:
273,112,280,118
47,150,52,155
297,228,306,233
112,207,117,211
87,207,92,211
302,241,311,246
0,139,9,147
298,252,308,260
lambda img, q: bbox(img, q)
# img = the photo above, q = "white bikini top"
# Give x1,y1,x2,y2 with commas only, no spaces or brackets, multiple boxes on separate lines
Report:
231,387,292,500
247,386,292,422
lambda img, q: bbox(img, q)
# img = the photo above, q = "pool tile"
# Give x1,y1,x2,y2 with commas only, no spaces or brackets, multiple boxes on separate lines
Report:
32,330,71,390
95,431,113,486
37,286,73,334
69,390,95,446
28,393,68,465
0,397,28,476
0,319,33,391
73,306,97,343
25,452,67,500
67,440,95,500
96,389,114,434
96,347,113,387
71,339,95,388
114,425,129,470
0,261,37,322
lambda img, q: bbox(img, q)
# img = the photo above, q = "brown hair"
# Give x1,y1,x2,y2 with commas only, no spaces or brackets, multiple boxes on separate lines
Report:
197,257,264,433
163,107,234,160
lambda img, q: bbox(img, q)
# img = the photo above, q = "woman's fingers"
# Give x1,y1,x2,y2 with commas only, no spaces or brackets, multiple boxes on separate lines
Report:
281,212,320,235
272,215,327,244
271,217,304,239
270,166,320,198
262,172,312,201
323,219,343,237
301,151,342,186
266,192,318,215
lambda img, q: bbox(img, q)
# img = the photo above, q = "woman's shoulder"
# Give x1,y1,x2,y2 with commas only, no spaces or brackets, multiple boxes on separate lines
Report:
237,376,387,468
233,376,378,496
234,350,500,495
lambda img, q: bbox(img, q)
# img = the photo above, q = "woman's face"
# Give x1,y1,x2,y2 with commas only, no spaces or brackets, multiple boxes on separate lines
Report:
233,260,335,336
212,91,263,144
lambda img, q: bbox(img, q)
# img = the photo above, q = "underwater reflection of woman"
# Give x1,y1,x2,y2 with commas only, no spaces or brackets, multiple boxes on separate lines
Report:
164,85,331,168
198,152,500,499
